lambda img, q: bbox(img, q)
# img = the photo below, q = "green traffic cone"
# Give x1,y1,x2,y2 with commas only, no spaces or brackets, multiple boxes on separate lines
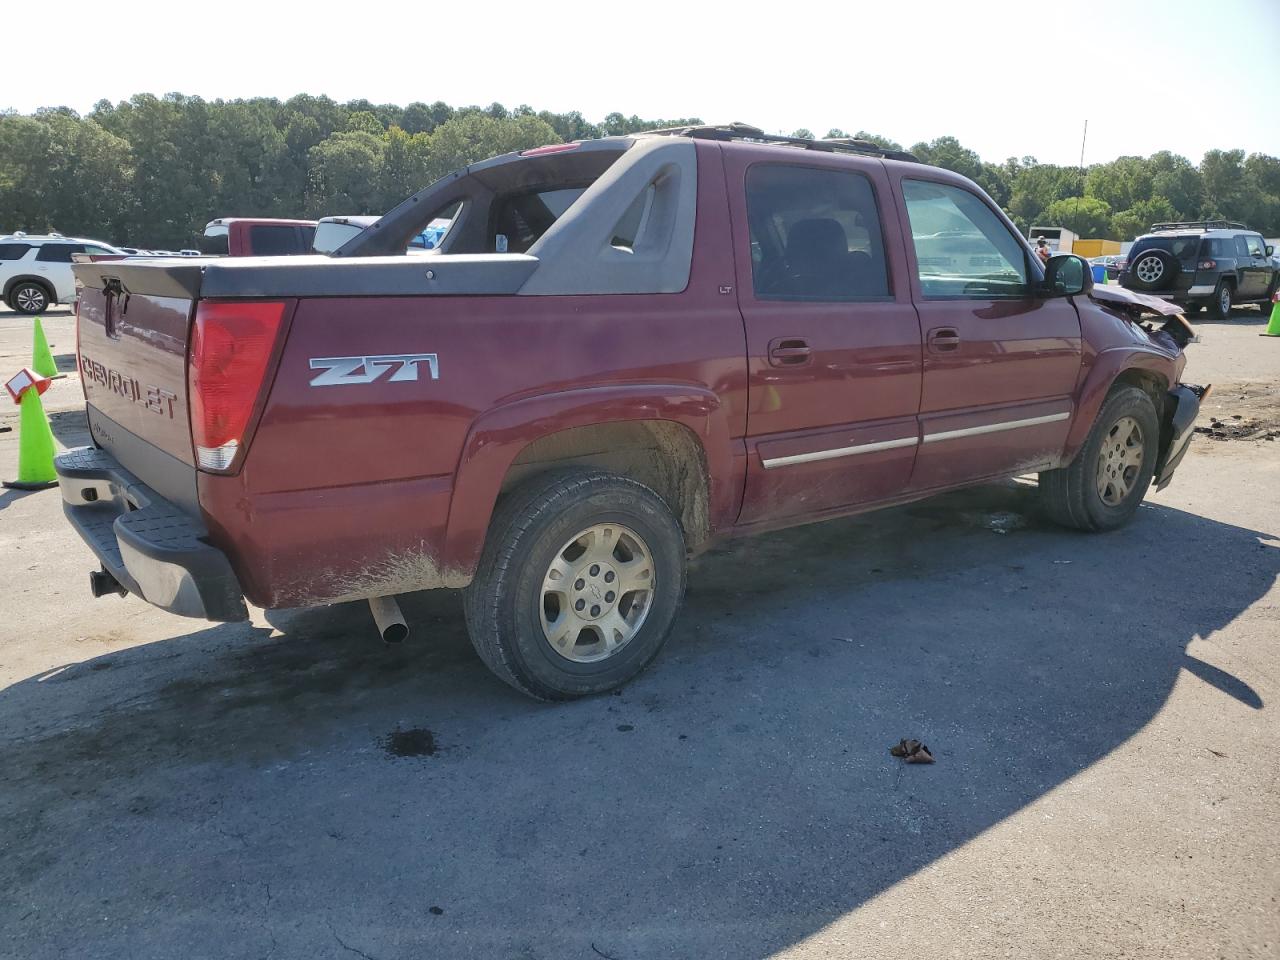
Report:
2,388,58,490
32,317,58,378
1262,298,1280,337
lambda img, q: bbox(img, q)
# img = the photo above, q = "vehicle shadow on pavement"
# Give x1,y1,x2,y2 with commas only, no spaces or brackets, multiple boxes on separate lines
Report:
1,481,1275,959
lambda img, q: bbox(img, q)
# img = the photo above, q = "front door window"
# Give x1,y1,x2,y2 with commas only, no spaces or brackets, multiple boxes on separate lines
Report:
902,180,1028,299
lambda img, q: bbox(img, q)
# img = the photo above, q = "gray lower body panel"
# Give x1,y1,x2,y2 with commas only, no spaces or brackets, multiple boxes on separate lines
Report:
55,446,248,622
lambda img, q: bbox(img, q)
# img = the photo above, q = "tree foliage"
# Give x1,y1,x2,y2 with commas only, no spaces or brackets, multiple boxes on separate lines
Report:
1,94,1277,248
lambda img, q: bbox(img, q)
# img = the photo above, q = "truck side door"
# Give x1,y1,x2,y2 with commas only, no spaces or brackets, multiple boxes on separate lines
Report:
726,152,923,528
893,176,1082,491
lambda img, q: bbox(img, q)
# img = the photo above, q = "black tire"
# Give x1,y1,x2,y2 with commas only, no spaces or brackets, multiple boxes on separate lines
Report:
463,470,687,700
1211,280,1233,319
1128,249,1177,291
1038,385,1159,532
7,281,53,315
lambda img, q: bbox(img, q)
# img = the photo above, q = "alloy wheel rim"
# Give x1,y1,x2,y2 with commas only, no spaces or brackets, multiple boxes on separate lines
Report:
16,287,45,311
1135,256,1163,283
1220,287,1230,314
1096,416,1144,506
539,523,655,663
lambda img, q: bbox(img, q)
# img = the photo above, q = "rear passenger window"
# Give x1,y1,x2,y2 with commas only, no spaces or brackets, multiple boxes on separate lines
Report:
0,243,32,260
35,244,84,262
1234,236,1251,258
902,180,1027,298
249,225,303,256
745,165,890,301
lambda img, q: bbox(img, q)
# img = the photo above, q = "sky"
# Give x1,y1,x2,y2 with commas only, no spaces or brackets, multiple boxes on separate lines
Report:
6,0,1279,167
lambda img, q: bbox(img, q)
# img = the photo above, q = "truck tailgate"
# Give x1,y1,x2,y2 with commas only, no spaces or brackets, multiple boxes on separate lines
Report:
72,260,202,510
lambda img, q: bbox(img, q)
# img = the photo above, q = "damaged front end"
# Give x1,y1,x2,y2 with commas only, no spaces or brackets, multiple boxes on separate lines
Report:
1090,284,1197,353
1088,285,1208,490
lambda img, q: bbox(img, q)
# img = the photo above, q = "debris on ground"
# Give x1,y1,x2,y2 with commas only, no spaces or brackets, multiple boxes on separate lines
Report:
1195,382,1280,442
890,739,935,764
983,511,1026,534
1194,417,1279,441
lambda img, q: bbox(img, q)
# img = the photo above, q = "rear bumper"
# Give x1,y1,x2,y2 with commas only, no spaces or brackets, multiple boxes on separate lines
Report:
1154,384,1204,491
54,446,249,622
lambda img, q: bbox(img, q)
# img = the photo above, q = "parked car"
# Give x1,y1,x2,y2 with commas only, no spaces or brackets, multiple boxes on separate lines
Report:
0,233,125,313
1090,254,1125,280
56,123,1203,701
202,218,318,256
1119,220,1278,318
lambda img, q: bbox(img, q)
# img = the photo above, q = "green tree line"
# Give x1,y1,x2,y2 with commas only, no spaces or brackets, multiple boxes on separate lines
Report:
1,93,1277,249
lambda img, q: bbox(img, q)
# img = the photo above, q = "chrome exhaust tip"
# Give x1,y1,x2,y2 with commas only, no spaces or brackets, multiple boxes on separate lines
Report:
369,595,408,644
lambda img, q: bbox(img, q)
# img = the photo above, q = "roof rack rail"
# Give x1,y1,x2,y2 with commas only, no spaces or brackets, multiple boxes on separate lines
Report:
1149,219,1249,232
639,122,921,163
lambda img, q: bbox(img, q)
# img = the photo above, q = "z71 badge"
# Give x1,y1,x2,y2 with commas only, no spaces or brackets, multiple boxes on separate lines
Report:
308,353,439,387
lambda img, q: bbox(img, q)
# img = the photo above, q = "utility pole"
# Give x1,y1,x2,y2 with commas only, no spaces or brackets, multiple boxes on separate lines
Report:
1073,120,1088,230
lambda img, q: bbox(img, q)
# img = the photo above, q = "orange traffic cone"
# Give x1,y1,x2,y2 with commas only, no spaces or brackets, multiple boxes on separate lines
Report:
3,368,57,490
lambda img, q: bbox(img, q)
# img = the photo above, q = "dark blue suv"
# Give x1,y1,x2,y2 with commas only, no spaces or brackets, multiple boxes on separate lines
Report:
1120,220,1277,318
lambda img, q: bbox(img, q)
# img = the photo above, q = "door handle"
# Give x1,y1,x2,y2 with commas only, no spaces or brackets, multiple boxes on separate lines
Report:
927,327,961,353
768,337,812,366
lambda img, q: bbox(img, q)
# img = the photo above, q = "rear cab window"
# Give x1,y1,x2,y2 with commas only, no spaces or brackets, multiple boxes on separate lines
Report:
1135,235,1201,262
1200,237,1234,258
492,188,587,253
744,164,890,301
249,225,306,256
902,180,1027,299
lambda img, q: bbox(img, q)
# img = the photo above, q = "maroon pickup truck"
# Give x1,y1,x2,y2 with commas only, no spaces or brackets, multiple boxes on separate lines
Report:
57,124,1203,700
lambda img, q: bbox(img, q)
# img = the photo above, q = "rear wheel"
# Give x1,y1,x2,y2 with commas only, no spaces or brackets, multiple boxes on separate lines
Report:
1039,385,1159,532
1212,281,1233,319
8,281,52,315
463,470,687,700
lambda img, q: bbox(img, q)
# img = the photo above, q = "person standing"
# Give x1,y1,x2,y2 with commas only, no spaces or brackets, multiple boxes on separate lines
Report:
1035,236,1052,266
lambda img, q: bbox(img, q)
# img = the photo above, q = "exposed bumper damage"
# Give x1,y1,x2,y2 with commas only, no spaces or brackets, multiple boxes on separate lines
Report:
54,446,249,622
1154,384,1208,491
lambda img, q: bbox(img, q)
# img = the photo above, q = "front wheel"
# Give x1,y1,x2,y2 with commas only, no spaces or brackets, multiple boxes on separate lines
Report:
463,470,687,700
1039,385,1159,532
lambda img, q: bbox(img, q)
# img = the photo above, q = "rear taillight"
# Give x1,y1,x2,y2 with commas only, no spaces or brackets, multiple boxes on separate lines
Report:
1198,259,1216,270
188,300,286,472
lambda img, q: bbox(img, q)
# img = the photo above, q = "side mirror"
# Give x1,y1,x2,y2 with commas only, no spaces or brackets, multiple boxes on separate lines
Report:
1267,244,1274,257
1039,253,1092,297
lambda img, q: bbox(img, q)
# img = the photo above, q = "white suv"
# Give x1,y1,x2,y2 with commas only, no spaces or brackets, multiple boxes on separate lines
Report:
0,233,124,314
